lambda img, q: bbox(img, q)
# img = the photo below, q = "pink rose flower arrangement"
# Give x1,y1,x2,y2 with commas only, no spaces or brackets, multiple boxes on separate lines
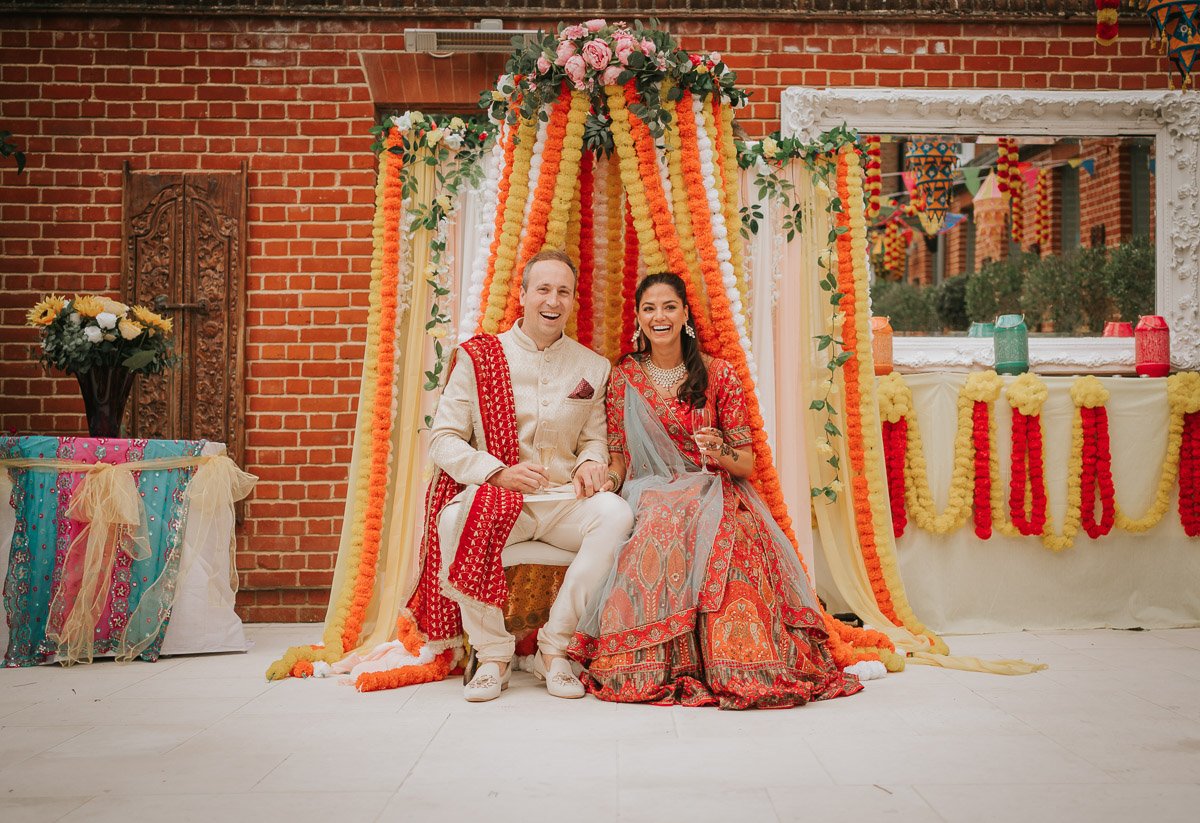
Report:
536,55,551,75
564,54,587,87
560,24,587,41
585,19,606,32
601,65,624,86
555,40,576,66
581,39,612,70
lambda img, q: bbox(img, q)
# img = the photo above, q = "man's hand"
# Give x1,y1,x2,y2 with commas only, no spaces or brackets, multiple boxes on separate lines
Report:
489,462,549,493
573,460,609,499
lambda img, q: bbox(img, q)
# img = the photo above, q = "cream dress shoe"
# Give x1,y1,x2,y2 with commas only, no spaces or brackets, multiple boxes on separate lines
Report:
463,661,510,702
533,653,585,699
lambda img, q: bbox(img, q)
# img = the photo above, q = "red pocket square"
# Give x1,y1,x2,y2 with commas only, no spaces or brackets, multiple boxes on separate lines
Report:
568,379,595,400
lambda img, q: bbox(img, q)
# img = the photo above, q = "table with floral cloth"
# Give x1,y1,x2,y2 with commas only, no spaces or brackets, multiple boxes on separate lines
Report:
0,436,252,666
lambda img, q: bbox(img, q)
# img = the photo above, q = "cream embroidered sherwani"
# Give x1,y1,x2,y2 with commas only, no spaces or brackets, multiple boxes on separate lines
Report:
429,321,634,662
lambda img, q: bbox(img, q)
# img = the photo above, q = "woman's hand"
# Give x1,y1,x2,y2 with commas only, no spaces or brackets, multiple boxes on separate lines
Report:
696,427,754,479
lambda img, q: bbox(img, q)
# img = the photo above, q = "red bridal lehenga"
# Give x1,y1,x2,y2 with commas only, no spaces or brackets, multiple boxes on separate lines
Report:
569,356,863,709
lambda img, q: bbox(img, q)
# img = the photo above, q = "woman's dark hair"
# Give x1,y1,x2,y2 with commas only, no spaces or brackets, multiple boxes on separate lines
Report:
630,272,709,408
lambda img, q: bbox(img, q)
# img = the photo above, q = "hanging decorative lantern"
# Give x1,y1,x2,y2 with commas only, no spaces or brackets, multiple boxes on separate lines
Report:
972,171,1007,263
905,136,959,233
1135,315,1172,376
1146,1,1200,89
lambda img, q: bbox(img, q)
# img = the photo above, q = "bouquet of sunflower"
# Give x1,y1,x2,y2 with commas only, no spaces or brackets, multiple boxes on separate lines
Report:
27,294,176,375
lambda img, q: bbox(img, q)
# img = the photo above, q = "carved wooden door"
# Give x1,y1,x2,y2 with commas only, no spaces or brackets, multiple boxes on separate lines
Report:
121,163,247,470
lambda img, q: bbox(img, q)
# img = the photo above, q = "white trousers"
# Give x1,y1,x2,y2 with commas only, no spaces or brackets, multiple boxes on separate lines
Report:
438,491,633,663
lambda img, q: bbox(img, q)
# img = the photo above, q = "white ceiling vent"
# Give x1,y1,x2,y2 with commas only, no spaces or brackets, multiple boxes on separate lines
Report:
404,27,540,54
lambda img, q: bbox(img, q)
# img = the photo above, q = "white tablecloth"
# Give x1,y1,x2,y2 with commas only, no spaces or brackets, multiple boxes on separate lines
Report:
877,372,1200,634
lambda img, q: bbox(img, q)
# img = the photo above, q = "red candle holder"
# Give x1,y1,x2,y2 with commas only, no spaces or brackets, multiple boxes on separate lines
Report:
1135,315,1170,377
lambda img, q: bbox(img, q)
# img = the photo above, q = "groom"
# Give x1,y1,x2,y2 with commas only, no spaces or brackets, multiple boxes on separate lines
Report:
420,250,633,702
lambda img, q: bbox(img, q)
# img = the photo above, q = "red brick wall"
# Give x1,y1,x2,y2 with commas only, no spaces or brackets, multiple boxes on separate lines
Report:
0,13,1169,621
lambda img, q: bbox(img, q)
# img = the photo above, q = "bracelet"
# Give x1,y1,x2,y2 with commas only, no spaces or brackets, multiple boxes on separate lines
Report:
606,470,622,491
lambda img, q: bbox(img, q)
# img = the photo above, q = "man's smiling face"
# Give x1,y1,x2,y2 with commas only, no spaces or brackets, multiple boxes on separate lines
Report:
519,258,576,346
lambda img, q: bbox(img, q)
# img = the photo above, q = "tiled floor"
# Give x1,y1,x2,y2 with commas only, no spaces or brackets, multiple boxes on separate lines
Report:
2,625,1199,822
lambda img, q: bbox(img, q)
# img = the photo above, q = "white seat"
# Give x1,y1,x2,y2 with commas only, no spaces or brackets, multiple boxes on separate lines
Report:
501,541,575,567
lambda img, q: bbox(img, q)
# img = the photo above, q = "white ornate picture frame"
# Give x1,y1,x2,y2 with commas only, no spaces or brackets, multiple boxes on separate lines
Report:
781,88,1200,371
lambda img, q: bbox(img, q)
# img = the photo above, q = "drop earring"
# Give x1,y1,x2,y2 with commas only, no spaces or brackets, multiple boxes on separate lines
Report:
684,322,696,338
631,327,642,347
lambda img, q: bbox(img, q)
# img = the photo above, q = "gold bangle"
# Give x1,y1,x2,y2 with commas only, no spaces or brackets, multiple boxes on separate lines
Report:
606,470,622,490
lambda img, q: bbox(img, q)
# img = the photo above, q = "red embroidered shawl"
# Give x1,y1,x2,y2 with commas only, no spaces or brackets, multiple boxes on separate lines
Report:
407,334,524,646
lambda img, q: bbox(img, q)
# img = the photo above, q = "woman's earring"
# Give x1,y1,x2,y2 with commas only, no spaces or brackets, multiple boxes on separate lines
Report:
631,327,642,347
684,322,696,339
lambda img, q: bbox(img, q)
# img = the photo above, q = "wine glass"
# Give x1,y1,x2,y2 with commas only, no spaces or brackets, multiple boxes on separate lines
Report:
533,422,560,488
690,405,715,474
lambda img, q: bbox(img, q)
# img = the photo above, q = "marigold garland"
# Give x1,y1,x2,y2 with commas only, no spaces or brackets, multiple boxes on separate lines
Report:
503,86,577,329
1035,168,1050,249
864,135,883,220
267,130,407,679
481,112,538,333
605,161,626,359
575,149,596,348
715,99,751,325
606,83,668,274
662,90,705,304
1117,372,1199,532
836,146,944,653
477,112,520,333
620,201,640,358
1180,409,1200,536
1006,373,1050,537
972,401,993,539
565,172,584,340
877,372,911,538
1080,404,1116,538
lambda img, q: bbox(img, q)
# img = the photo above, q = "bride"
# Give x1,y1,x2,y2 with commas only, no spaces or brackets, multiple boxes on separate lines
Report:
570,273,863,709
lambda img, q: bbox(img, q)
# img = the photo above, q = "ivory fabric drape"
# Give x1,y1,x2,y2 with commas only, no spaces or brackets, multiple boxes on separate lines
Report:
322,158,440,650
896,371,1200,633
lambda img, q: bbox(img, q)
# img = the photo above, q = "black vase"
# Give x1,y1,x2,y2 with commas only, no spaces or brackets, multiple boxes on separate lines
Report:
75,365,136,438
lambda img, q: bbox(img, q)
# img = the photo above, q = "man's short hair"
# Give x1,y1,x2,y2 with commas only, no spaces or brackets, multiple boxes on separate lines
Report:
521,249,578,290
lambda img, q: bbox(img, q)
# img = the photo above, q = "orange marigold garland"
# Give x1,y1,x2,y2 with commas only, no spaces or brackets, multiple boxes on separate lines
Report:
1010,173,1026,247
341,133,405,653
836,145,945,653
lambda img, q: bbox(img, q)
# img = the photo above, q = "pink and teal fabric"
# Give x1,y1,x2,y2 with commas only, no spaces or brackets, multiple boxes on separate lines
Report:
1,436,206,666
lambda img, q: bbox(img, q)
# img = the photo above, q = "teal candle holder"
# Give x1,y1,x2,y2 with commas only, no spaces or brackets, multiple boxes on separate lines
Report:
968,321,995,338
993,314,1029,375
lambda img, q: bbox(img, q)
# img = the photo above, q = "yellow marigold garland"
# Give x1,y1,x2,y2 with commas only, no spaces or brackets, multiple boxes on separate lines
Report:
541,88,590,252
1115,372,1199,532
565,171,583,339
904,370,1002,535
481,112,538,333
606,85,668,273
715,100,751,321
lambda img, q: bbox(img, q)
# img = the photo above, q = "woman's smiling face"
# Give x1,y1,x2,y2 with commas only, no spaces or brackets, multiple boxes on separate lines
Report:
638,283,689,353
